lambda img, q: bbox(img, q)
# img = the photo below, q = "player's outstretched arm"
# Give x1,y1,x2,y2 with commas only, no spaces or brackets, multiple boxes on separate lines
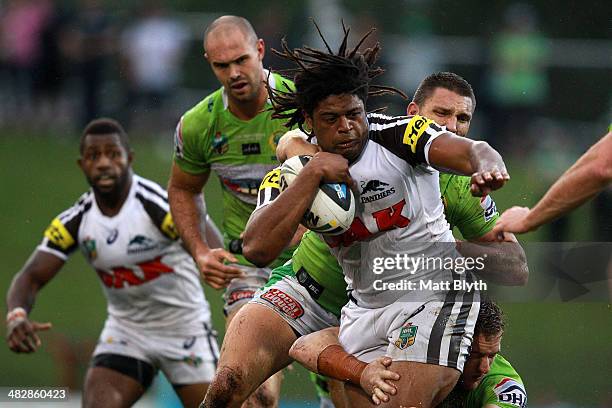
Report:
493,131,612,236
428,134,510,196
242,152,352,267
168,163,244,289
289,327,400,405
458,235,529,286
6,251,62,353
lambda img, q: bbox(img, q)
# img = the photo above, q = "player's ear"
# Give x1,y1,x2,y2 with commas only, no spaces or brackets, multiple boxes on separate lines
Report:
77,157,83,170
256,38,265,60
303,111,313,133
203,37,209,61
407,102,419,116
127,150,134,165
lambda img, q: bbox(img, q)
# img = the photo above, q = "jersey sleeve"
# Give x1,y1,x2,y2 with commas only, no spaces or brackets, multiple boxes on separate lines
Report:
173,100,213,175
254,167,281,212
476,376,527,408
447,175,499,240
37,203,85,261
368,114,447,166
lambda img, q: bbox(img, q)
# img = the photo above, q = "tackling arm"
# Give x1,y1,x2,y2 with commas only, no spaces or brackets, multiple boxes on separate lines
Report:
458,232,529,286
6,251,63,353
494,132,612,236
289,327,400,405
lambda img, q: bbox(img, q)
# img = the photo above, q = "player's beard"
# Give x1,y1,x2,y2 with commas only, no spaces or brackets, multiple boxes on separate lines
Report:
90,169,132,208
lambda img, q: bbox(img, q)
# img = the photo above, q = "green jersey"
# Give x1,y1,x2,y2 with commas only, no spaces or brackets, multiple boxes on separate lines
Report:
462,355,527,407
439,173,499,240
256,171,500,315
173,73,294,267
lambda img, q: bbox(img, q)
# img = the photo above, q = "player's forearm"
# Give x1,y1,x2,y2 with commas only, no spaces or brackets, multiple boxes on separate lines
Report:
7,272,38,313
289,327,342,373
168,186,210,257
7,251,64,313
242,169,321,266
458,239,528,286
429,135,505,176
524,137,612,231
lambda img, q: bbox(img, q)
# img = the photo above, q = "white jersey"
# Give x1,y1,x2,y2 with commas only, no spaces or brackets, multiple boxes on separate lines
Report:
38,174,210,335
324,114,461,307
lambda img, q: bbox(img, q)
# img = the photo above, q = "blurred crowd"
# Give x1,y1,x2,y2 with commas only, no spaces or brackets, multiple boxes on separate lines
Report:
1,1,609,135
0,0,192,132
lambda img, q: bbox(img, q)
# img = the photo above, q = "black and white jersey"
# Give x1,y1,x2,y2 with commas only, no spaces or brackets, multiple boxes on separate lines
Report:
38,175,210,334
325,113,459,307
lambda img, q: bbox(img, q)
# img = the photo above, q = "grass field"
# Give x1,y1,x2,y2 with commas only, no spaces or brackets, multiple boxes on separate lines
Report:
1,132,610,406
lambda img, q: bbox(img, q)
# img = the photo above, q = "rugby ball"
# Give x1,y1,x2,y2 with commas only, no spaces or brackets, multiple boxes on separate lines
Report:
279,155,355,235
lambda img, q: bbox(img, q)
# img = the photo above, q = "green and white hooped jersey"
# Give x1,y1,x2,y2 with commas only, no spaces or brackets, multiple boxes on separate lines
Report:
173,72,295,267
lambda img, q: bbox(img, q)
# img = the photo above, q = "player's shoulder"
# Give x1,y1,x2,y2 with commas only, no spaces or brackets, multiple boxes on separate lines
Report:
254,166,282,210
478,355,527,408
133,174,168,199
367,112,410,129
180,87,225,132
260,166,282,189
43,190,94,253
270,71,295,92
133,174,170,210
367,113,444,136
366,113,411,149
55,190,95,226
366,113,446,166
131,174,177,238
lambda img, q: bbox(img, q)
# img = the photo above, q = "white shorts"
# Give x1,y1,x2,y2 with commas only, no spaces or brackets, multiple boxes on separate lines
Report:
93,317,219,385
250,275,340,336
223,264,271,316
339,291,479,372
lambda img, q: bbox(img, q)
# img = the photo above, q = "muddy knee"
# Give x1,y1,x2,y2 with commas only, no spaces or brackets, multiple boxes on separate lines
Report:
247,381,279,408
202,366,249,408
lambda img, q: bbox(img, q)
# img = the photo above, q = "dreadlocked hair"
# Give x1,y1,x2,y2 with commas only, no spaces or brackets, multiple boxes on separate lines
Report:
269,20,406,133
